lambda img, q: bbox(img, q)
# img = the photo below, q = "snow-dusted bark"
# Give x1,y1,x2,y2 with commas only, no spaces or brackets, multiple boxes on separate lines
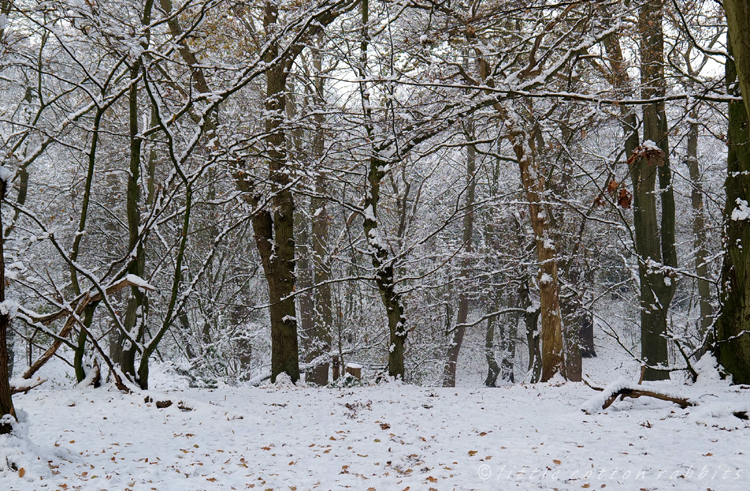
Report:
716,25,750,384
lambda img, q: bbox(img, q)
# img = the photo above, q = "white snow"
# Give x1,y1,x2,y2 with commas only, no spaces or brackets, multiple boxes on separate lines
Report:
123,274,156,291
731,198,750,221
0,166,12,182
2,374,748,489
363,204,376,221
641,140,659,150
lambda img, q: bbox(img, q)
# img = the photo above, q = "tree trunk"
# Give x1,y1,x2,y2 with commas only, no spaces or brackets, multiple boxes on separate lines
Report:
520,277,542,383
726,0,750,120
357,0,406,379
483,313,501,387
287,83,317,383
715,26,750,384
239,3,302,384
561,292,582,381
0,177,16,433
686,110,714,340
121,64,147,382
511,130,565,382
635,0,676,380
579,310,596,358
309,35,332,385
498,308,517,384
364,153,407,379
443,138,477,387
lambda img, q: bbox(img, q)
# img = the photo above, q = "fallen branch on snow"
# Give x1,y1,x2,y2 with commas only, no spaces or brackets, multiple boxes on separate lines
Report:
581,377,695,413
10,376,46,394
581,377,749,421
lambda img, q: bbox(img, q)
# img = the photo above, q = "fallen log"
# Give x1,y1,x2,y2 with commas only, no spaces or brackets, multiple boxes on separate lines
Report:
581,377,695,413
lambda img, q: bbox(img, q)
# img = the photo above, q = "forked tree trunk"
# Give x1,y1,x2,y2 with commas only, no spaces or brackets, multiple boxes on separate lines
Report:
715,25,750,384
635,0,677,380
601,4,670,380
443,139,477,387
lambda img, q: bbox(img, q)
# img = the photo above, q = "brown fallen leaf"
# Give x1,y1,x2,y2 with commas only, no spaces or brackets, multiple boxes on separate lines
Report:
18,468,25,478
468,450,478,456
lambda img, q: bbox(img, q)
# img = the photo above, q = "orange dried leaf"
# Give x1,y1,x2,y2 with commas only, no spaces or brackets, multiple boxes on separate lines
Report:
618,188,632,209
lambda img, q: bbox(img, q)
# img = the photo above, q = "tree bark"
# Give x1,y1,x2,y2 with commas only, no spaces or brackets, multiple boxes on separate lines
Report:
242,3,302,384
511,129,565,382
240,1,357,383
0,176,15,433
287,83,316,383
483,314,501,387
520,277,542,383
121,64,147,381
715,26,750,384
635,0,676,380
309,34,332,385
561,293,582,381
443,137,477,387
357,0,406,379
726,1,750,120
685,110,713,340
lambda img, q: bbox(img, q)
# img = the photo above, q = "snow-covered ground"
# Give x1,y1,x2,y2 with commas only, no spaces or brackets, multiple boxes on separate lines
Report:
2,368,749,491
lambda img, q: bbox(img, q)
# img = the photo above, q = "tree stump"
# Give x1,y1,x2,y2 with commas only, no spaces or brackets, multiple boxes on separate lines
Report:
345,363,362,379
332,355,340,381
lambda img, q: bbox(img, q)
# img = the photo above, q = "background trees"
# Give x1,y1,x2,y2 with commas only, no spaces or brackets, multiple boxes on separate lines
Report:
0,0,748,399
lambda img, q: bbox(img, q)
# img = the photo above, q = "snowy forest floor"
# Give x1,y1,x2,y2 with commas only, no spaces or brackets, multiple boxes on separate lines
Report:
2,370,749,491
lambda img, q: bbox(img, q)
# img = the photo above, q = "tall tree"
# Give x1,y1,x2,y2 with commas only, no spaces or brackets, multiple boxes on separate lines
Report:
0,171,15,434
443,127,477,387
715,5,750,383
631,0,677,380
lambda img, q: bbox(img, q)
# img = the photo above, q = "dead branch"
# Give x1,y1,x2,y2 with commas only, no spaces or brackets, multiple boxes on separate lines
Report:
582,377,695,411
20,276,155,381
601,387,695,410
10,377,46,394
